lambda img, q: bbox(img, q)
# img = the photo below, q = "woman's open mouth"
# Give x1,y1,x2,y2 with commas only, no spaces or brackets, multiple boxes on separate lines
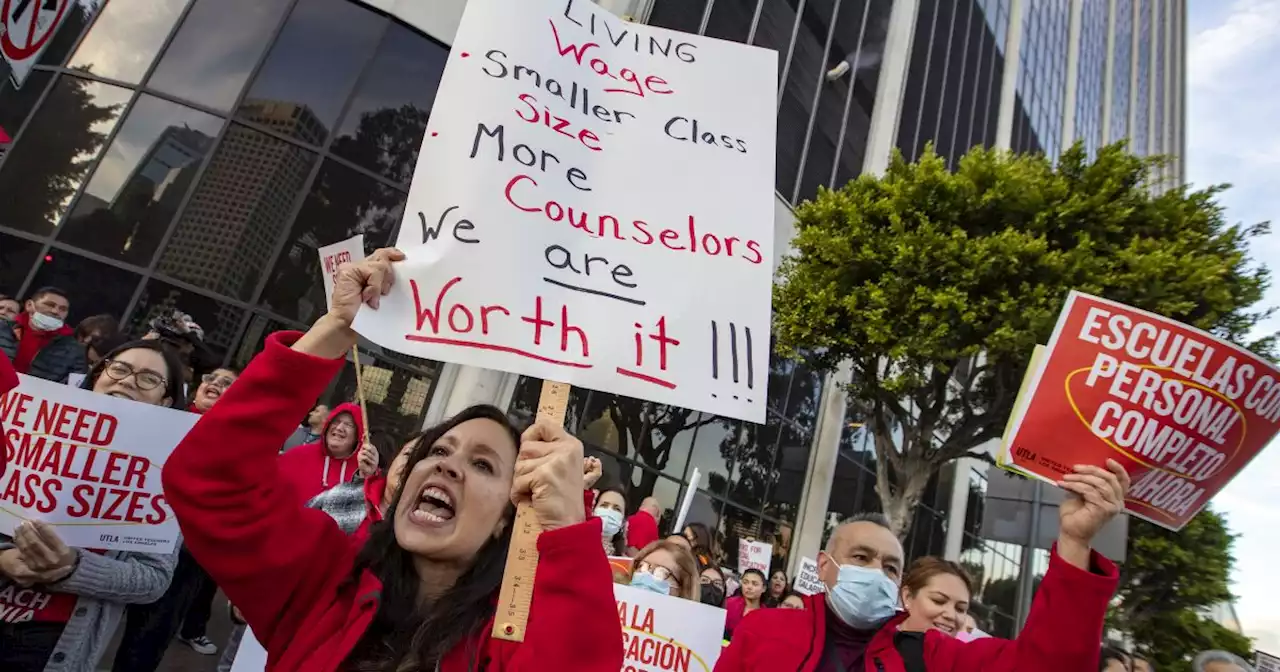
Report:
410,485,456,525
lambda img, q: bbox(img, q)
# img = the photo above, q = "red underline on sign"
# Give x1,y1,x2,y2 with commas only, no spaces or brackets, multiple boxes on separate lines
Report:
616,367,677,389
405,335,594,369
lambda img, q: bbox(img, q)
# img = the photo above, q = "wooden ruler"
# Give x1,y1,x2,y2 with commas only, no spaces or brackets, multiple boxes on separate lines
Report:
492,379,571,642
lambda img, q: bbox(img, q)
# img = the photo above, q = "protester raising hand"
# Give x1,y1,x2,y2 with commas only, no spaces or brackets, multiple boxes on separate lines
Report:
356,442,379,479
162,248,624,672
1056,459,1130,570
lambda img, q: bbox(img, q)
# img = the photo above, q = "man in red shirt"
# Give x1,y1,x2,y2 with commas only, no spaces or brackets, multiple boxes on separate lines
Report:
626,496,662,554
0,287,86,384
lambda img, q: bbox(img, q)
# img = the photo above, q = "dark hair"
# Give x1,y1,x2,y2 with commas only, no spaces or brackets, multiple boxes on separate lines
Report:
683,522,714,555
902,556,974,598
29,286,69,304
763,569,790,606
75,314,119,341
0,294,17,305
345,405,521,672
595,482,629,554
740,568,767,601
1100,646,1131,671
81,340,186,409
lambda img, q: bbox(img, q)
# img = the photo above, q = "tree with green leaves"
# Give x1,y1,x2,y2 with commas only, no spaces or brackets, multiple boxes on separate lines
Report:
772,142,1272,536
1111,509,1253,672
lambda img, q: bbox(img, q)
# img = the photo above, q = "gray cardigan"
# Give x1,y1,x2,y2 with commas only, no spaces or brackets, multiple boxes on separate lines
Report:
0,537,178,672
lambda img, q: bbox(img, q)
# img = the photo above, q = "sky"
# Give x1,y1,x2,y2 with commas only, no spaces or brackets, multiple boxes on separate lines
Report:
1186,0,1280,655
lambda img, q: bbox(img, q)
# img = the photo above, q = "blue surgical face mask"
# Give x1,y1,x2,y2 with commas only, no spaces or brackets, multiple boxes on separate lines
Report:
594,507,623,537
630,571,672,595
825,558,900,630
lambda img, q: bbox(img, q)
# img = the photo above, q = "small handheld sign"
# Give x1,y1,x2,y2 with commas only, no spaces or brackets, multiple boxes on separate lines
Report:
492,379,570,642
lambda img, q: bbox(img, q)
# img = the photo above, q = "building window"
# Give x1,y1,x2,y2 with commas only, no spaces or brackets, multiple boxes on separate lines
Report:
66,0,189,85
57,95,221,265
146,0,293,112
330,22,448,185
25,248,141,324
0,75,132,236
155,123,318,300
238,0,386,146
258,159,407,324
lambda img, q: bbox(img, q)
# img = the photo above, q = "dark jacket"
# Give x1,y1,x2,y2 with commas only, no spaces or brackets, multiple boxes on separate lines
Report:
715,546,1119,672
0,318,87,383
161,331,624,672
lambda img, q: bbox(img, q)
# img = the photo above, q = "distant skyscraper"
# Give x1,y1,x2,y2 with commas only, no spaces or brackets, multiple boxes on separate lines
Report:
158,100,326,299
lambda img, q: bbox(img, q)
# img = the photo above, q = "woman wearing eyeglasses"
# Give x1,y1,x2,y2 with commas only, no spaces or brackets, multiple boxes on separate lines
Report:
627,539,700,601
190,368,239,415
276,403,366,505
0,340,184,672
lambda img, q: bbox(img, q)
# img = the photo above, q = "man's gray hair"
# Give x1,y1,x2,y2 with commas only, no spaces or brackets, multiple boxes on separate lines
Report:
1193,650,1255,672
825,512,894,552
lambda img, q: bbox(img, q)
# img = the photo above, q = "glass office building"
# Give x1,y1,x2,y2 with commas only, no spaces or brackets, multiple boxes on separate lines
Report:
0,0,1185,634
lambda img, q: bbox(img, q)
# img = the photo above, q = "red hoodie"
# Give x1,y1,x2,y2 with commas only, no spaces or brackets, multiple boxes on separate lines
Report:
161,332,623,672
0,350,18,479
11,311,74,374
277,402,364,504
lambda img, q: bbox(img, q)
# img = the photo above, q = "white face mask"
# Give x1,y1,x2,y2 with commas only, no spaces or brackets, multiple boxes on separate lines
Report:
594,507,624,537
30,312,64,332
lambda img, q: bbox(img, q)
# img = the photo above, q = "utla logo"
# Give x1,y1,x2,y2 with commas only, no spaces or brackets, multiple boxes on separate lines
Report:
1015,446,1038,462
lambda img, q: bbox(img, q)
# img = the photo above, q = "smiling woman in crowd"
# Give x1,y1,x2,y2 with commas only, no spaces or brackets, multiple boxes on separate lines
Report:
0,340,184,672
161,248,623,672
898,557,972,636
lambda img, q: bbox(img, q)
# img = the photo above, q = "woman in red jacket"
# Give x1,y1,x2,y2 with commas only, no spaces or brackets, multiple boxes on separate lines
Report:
161,248,623,672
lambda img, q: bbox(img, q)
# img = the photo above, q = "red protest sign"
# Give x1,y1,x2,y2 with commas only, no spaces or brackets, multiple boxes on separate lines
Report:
1001,291,1280,530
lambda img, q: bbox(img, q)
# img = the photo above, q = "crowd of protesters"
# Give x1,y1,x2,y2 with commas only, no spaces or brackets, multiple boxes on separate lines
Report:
0,254,1253,672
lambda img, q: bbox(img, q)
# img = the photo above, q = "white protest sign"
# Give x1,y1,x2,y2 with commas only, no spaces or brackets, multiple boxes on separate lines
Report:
616,582,725,672
794,556,823,595
1258,651,1280,672
354,0,777,423
318,234,365,310
0,374,196,553
2,0,73,87
230,628,268,672
672,467,699,531
736,539,771,574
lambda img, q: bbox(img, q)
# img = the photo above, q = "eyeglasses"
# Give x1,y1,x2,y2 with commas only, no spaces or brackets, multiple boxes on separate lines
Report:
699,576,725,590
637,561,682,589
103,360,167,391
201,373,236,389
330,420,357,431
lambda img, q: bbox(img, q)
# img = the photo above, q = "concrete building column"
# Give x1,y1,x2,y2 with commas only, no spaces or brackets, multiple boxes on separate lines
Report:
1101,0,1118,145
995,0,1025,150
1060,0,1085,148
787,0,921,577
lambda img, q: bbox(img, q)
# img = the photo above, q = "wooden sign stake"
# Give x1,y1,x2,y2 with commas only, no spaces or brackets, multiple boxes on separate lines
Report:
351,345,371,445
492,379,571,642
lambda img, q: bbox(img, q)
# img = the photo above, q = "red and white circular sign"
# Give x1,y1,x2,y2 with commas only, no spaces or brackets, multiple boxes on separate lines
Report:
1,0,71,62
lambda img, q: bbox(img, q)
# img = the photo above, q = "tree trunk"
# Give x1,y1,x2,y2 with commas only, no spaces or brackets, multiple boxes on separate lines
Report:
876,461,933,540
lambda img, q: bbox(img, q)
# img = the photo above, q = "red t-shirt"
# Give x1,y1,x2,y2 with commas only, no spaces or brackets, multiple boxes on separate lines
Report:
626,510,660,551
0,550,106,624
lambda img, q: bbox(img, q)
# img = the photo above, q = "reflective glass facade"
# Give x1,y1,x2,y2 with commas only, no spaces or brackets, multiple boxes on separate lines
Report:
1110,0,1133,143
897,0,1010,167
1011,0,1069,159
0,0,444,439
1075,0,1108,159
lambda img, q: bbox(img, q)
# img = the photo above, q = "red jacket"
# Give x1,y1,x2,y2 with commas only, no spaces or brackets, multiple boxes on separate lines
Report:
277,401,365,504
0,350,17,478
162,332,624,672
626,510,659,551
715,547,1118,672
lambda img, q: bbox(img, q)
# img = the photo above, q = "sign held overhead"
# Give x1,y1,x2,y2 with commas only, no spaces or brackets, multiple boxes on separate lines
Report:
353,0,778,423
1,0,73,87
